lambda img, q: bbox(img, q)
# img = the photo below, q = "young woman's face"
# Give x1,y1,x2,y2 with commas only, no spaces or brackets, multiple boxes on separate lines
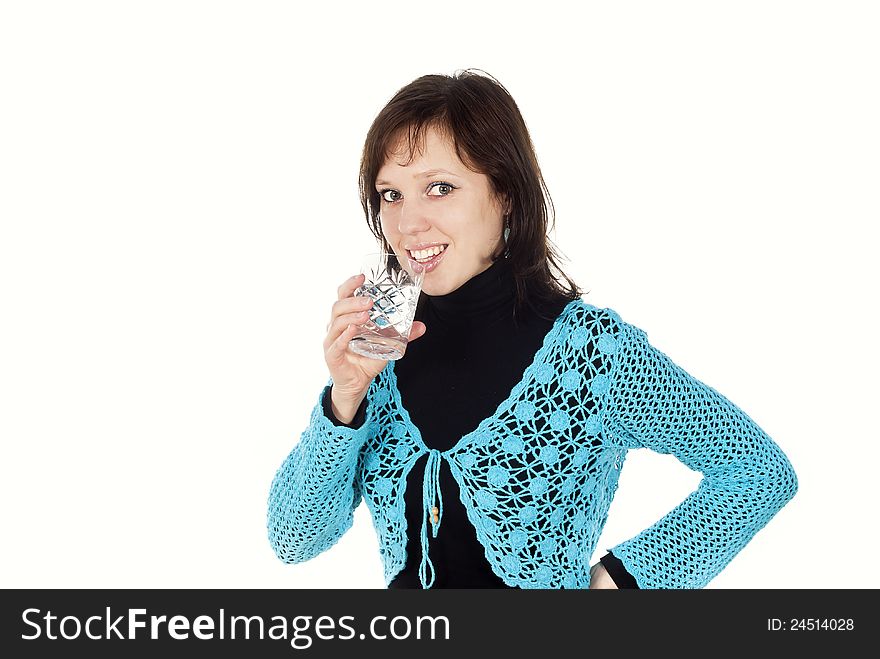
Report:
377,126,507,296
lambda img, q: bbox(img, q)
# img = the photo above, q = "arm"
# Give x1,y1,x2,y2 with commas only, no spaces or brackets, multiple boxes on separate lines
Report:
600,551,640,588
589,552,639,589
267,380,373,564
589,561,618,589
322,384,368,429
602,316,798,589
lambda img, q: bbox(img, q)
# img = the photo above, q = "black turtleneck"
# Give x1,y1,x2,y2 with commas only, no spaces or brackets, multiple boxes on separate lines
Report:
322,256,638,589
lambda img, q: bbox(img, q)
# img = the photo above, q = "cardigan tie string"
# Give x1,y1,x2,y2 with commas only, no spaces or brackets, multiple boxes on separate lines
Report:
418,448,444,589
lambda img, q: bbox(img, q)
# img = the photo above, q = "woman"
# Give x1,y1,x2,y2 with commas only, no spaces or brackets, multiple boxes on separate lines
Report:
267,70,798,589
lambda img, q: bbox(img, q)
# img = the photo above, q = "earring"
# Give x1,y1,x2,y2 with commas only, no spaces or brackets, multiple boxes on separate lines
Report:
503,220,510,259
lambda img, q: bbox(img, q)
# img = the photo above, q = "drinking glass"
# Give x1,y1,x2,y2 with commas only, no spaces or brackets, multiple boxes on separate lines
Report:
348,252,425,360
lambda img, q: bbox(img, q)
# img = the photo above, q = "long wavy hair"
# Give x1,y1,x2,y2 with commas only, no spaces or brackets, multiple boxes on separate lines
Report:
359,69,584,321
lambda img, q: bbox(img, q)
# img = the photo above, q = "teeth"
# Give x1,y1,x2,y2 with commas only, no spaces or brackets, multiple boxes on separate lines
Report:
411,245,446,260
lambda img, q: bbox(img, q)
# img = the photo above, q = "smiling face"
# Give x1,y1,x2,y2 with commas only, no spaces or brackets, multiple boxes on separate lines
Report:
376,125,507,296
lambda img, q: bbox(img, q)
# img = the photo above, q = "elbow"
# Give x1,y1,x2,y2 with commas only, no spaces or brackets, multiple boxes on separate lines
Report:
271,546,304,566
267,524,311,565
751,435,799,512
767,452,799,512
267,520,294,564
779,459,798,504
266,504,310,565
267,510,344,565
270,544,297,565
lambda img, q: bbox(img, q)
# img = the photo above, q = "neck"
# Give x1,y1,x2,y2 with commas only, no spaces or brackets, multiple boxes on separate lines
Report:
417,257,516,326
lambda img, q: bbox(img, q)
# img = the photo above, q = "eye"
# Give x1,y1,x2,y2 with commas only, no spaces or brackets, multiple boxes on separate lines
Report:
378,182,455,204
428,182,455,196
379,189,400,203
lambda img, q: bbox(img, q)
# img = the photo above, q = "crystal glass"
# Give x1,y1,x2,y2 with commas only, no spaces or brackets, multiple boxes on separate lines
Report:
348,252,425,360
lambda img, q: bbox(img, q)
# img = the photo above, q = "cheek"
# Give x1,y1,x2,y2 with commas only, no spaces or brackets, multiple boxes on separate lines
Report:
379,214,396,237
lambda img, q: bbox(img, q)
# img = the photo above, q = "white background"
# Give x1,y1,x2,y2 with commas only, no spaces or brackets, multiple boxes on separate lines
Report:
1,1,877,589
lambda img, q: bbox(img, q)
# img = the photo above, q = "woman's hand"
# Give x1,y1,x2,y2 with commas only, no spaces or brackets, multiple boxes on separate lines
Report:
323,273,426,420
589,562,619,589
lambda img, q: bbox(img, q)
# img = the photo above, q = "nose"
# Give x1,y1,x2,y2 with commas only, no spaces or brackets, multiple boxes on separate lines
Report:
396,198,432,237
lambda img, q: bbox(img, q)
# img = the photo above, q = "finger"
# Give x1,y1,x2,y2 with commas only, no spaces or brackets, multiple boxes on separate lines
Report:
333,293,373,319
324,308,371,348
326,320,363,360
396,322,426,359
328,295,373,331
407,321,426,341
336,273,365,301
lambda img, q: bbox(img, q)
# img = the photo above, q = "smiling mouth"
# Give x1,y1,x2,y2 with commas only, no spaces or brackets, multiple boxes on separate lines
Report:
407,245,449,262
406,246,448,273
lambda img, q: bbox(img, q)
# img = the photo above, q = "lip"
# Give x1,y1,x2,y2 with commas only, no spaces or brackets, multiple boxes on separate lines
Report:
407,246,448,274
405,242,449,252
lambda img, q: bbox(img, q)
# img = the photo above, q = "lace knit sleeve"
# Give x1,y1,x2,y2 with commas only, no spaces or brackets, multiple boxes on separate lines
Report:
602,317,798,589
267,380,373,564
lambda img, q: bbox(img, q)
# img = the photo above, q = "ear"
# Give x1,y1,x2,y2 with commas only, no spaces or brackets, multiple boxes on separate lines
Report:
499,193,512,217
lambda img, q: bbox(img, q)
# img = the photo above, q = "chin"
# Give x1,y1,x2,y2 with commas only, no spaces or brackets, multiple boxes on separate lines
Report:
419,273,450,297
412,252,472,297
420,282,445,297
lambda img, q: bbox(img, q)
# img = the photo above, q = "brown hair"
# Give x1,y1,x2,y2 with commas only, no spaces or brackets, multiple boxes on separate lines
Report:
358,68,584,321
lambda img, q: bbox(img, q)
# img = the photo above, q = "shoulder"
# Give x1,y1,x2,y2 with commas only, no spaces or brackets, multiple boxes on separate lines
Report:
564,298,629,333
561,299,650,353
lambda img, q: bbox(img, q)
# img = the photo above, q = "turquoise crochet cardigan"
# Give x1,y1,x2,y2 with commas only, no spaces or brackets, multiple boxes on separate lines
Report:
267,299,798,588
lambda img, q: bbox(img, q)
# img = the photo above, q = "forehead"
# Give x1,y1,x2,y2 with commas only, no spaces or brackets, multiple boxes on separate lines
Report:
377,126,467,180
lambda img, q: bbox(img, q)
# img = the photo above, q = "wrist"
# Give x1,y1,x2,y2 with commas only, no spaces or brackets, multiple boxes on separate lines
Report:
330,387,366,425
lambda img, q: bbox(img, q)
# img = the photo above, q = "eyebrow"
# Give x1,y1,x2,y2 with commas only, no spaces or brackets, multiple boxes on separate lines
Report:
375,169,461,187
